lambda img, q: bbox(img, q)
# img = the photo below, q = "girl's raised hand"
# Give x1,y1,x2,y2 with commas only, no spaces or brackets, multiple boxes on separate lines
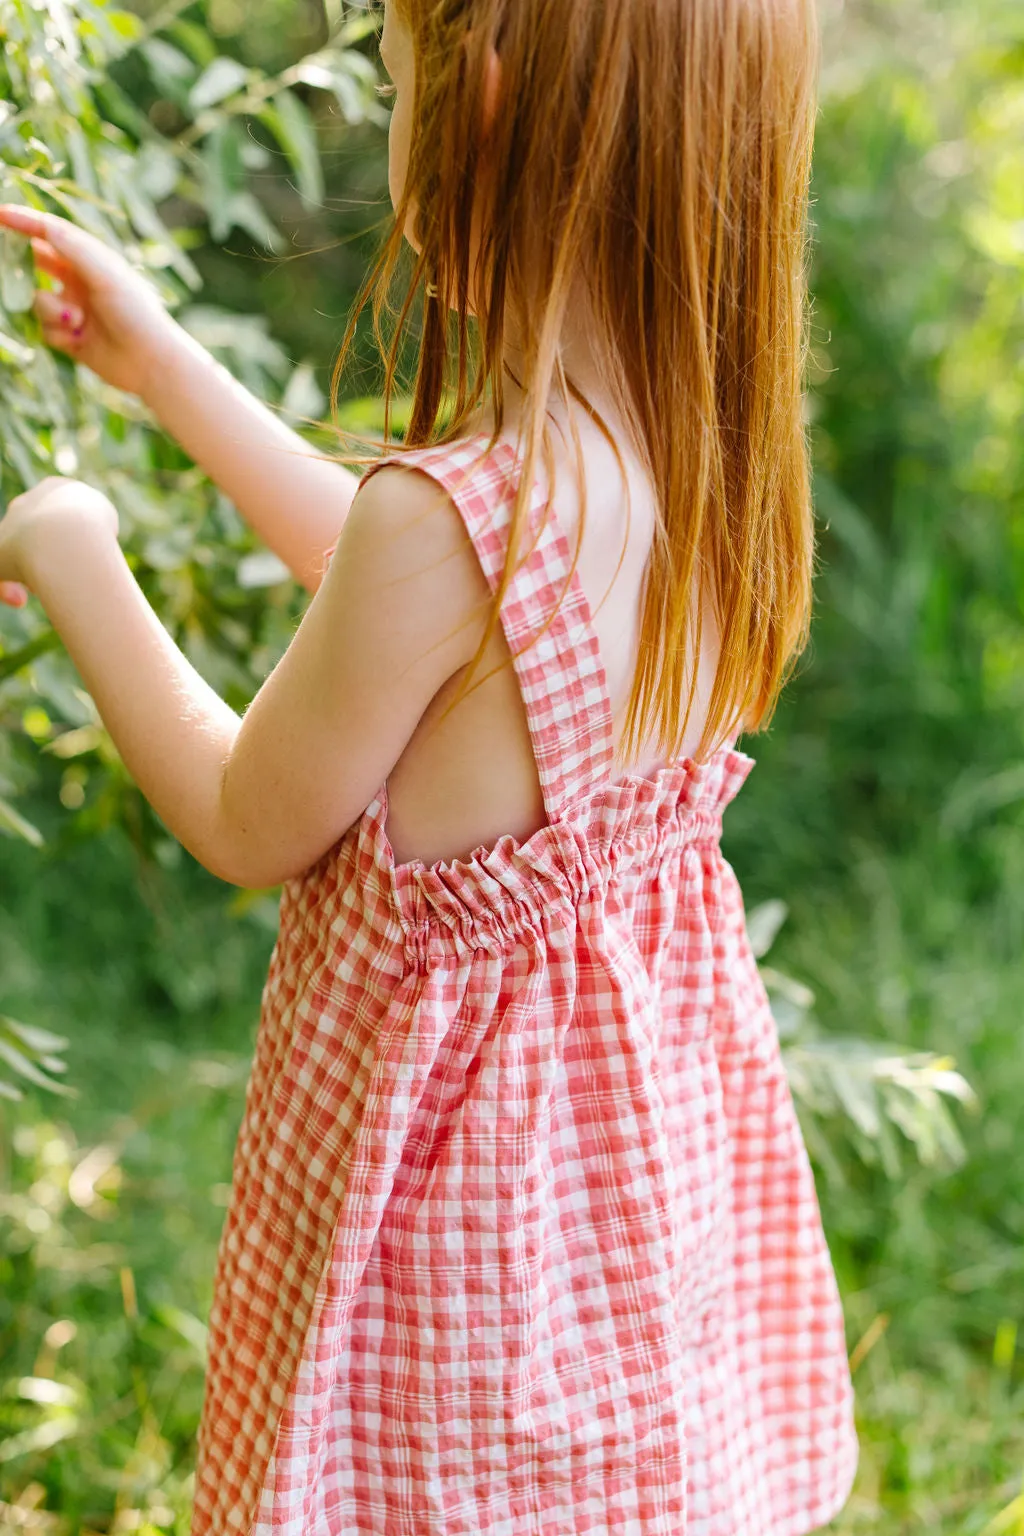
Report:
0,205,179,398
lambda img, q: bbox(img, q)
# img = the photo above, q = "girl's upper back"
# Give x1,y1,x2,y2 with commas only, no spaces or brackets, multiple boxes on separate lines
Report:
376,407,725,870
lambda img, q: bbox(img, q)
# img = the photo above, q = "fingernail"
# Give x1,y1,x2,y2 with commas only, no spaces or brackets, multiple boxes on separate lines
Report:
61,308,71,324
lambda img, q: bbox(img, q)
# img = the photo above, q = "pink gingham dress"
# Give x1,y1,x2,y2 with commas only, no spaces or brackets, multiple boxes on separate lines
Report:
191,433,858,1536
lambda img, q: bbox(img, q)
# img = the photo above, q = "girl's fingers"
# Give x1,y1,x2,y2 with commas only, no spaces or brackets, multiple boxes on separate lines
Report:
34,288,86,334
30,240,90,313
0,204,121,284
0,582,29,608
29,236,75,282
33,308,88,356
39,327,87,358
0,204,48,238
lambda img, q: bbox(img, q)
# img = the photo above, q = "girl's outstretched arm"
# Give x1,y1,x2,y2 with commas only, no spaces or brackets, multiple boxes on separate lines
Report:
2,470,489,888
0,205,359,593
137,320,361,593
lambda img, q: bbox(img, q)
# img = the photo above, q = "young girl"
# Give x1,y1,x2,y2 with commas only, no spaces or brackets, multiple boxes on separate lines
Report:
0,0,858,1529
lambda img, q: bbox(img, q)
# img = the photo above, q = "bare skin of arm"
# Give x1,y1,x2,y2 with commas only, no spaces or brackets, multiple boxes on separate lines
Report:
0,467,487,888
0,203,361,594
135,321,362,594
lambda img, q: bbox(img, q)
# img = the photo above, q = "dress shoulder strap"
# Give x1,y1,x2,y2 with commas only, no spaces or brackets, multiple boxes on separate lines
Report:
357,431,615,822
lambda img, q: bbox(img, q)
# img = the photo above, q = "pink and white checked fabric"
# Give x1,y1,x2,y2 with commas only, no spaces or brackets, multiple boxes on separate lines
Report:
190,434,858,1536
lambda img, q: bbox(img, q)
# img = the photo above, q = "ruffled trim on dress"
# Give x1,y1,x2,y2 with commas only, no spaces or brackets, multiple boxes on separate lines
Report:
365,745,755,962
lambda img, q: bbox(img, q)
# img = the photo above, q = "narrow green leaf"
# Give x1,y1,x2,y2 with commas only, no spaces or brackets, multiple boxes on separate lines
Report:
338,10,382,46
0,797,44,847
0,630,63,684
166,18,219,69
280,359,326,424
63,120,100,198
0,323,36,366
153,1302,209,1357
0,1035,73,1094
0,1414,80,1464
293,48,384,126
1,1016,71,1055
92,75,155,140
224,191,284,254
141,37,200,95
746,899,789,959
258,90,325,209
829,1059,883,1139
201,121,246,241
190,56,250,113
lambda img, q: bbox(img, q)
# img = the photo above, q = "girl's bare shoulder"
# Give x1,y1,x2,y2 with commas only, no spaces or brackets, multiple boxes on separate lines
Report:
347,455,494,669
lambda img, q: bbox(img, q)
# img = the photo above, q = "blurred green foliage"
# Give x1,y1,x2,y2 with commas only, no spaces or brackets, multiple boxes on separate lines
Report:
1,0,1023,1528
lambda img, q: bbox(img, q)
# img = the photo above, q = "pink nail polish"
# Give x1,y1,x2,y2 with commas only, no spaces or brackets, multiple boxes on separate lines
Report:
61,308,71,324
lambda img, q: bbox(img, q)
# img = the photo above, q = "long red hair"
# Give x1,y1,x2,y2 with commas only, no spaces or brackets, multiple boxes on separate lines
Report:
330,0,820,764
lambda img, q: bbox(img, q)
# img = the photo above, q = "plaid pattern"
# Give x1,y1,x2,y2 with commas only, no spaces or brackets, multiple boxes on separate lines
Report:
191,435,857,1535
